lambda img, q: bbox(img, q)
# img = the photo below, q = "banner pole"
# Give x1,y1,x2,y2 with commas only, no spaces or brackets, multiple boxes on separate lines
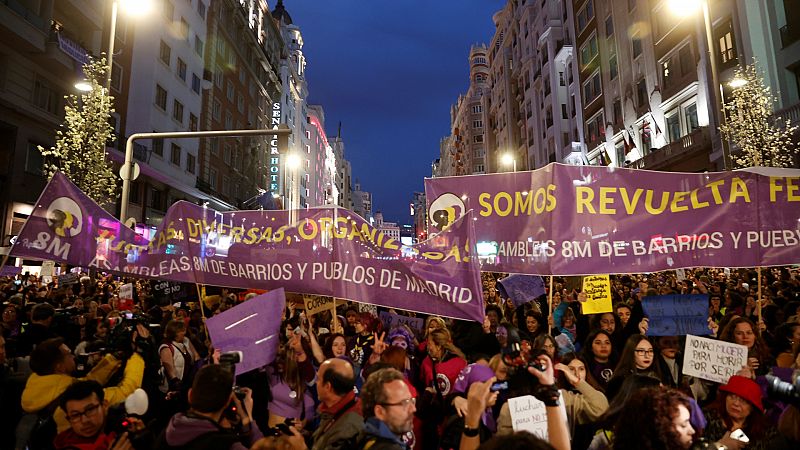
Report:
548,275,554,335
757,267,762,336
196,283,211,351
332,298,339,334
0,254,10,273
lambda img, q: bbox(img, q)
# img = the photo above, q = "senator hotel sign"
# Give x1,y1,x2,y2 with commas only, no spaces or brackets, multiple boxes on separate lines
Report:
269,101,282,192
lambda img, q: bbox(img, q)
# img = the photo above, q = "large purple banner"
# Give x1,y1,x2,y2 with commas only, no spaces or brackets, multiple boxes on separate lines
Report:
425,164,800,275
12,173,484,322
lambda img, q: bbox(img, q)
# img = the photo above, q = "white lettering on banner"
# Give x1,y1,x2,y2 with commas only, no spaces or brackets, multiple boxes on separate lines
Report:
682,335,748,384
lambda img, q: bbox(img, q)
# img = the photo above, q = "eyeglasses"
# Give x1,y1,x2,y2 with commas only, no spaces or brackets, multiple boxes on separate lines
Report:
635,349,655,356
66,403,101,423
380,397,416,408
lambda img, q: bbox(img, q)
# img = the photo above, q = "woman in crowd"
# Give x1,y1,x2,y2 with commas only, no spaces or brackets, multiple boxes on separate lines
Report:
588,374,663,450
581,329,618,392
158,319,200,396
533,333,559,362
773,322,799,368
418,327,467,449
552,297,577,344
607,334,661,400
554,352,609,449
703,375,779,450
1,304,21,338
267,331,316,429
719,317,772,377
348,312,378,370
521,309,546,341
418,315,446,355
612,387,696,450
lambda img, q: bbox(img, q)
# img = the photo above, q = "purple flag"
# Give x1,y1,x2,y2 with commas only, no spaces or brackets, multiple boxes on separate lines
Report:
498,274,546,307
11,173,484,323
206,289,286,375
0,265,22,277
425,164,800,275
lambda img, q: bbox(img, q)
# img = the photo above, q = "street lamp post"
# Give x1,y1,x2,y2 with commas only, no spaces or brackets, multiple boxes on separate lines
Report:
669,0,730,170
120,127,291,223
105,0,119,90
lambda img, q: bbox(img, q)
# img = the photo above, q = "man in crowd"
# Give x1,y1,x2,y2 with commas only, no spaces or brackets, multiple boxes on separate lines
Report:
311,358,362,450
16,302,57,355
21,337,144,434
54,380,143,450
156,364,263,450
358,368,416,450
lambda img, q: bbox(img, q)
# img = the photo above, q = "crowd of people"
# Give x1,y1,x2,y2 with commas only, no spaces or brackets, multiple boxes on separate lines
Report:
0,266,799,450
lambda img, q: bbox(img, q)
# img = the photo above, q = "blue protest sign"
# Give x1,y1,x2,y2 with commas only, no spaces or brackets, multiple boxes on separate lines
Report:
642,294,709,336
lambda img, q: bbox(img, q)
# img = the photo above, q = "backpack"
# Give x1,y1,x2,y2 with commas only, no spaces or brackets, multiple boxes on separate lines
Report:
14,408,57,450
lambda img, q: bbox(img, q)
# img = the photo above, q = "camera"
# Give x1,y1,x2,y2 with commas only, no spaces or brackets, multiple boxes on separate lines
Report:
219,352,247,426
766,373,800,406
219,351,243,374
501,326,546,372
266,419,295,437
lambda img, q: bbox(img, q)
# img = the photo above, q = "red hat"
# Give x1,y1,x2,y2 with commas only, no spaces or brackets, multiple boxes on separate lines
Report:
719,375,764,412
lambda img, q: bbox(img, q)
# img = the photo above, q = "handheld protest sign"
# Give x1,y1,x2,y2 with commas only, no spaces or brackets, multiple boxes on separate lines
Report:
581,275,612,314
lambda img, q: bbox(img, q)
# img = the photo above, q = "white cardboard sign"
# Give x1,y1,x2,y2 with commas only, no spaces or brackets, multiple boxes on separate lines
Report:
508,395,549,439
682,334,748,384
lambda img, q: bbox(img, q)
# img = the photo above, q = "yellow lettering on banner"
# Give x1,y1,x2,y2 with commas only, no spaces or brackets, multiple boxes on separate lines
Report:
243,227,259,245
787,177,800,201
479,193,492,217
576,187,595,214
729,177,751,203
599,187,617,214
298,219,318,240
515,191,532,216
494,192,513,217
620,188,643,215
186,218,201,238
670,191,689,212
644,190,670,215
770,177,783,202
707,180,725,204
690,188,709,209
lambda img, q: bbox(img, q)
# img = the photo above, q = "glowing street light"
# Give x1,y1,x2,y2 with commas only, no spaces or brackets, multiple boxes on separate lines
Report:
728,78,748,88
286,153,302,169
667,0,701,17
501,152,517,172
74,79,93,92
105,0,153,90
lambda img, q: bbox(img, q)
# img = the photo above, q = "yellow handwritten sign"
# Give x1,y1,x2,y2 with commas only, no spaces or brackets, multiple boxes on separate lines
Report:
581,275,613,314
303,295,335,316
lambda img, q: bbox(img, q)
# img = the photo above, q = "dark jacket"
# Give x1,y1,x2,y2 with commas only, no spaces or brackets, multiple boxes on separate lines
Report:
312,391,363,450
16,322,57,356
156,413,263,450
357,417,409,450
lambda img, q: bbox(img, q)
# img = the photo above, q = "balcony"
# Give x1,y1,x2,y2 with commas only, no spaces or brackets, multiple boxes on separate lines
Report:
780,24,800,48
774,101,800,128
629,126,711,171
1,0,47,52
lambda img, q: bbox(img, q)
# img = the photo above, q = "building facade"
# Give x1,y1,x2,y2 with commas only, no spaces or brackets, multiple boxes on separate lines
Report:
0,0,106,252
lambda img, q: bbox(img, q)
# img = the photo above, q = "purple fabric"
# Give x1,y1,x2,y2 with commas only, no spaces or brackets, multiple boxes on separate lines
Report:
498,275,545,307
10,172,484,323
453,363,496,394
205,290,286,375
267,366,315,420
425,164,800,275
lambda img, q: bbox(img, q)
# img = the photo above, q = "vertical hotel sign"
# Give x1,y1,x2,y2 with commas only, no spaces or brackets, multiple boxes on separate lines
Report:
269,102,281,192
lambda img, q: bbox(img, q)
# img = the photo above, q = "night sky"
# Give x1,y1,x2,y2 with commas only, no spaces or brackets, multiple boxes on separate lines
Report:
287,1,502,224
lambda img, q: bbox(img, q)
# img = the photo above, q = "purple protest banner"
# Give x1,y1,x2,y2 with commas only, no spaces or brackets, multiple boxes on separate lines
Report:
425,164,800,275
498,274,546,307
0,265,22,277
11,173,485,323
206,289,286,375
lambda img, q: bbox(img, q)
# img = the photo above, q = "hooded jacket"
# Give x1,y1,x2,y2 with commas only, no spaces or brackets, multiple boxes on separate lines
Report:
158,412,263,450
311,390,363,450
21,353,144,433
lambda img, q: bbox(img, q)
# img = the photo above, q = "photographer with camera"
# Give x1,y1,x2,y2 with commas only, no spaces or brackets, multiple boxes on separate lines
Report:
156,364,263,450
54,380,150,450
20,330,146,437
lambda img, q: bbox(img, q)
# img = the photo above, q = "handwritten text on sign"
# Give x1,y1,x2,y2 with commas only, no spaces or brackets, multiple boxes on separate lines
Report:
682,335,747,384
642,295,709,336
508,395,548,439
303,295,335,316
581,275,612,314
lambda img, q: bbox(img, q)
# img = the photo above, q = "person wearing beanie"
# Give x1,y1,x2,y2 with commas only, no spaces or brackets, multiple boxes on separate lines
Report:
702,375,779,450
